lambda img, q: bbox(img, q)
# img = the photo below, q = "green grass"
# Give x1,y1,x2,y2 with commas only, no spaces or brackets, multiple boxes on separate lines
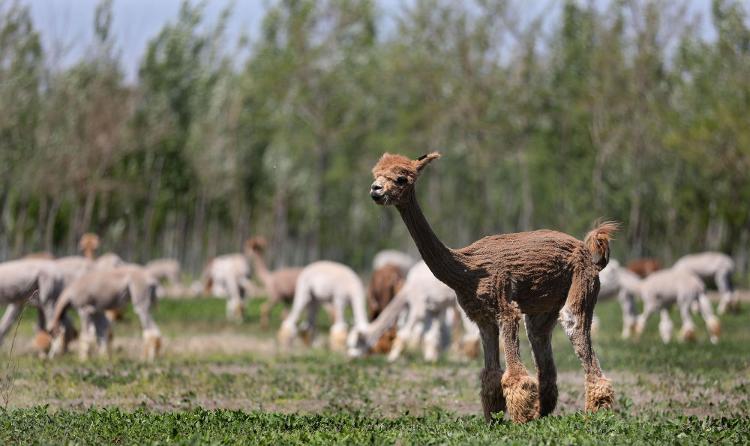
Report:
1,407,748,445
1,296,749,444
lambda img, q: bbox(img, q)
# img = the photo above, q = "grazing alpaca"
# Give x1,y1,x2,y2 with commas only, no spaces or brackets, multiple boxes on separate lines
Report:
0,260,63,346
626,258,662,278
202,254,254,321
370,152,616,423
49,265,161,361
673,252,738,314
596,260,642,339
373,250,416,275
278,261,368,352
366,264,405,353
348,261,480,362
633,268,720,344
245,237,303,329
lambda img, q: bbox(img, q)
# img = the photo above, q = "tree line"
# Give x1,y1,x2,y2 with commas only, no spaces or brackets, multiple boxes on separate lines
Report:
0,0,748,281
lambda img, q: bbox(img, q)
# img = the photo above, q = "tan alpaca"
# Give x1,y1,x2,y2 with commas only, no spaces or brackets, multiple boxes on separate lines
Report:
370,152,616,423
348,261,480,362
245,237,302,329
673,252,737,314
49,265,161,361
366,264,405,353
633,267,720,344
373,250,416,275
277,261,368,352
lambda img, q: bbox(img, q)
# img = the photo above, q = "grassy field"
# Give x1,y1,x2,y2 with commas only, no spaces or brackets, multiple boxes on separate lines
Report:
0,295,748,444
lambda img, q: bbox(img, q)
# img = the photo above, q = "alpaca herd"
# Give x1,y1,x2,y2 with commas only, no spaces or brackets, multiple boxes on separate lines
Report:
0,152,743,425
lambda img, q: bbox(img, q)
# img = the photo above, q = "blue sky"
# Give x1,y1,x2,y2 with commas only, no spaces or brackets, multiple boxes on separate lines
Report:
26,1,715,83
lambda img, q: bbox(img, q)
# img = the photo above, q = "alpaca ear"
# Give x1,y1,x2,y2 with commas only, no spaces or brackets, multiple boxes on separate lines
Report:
415,152,441,171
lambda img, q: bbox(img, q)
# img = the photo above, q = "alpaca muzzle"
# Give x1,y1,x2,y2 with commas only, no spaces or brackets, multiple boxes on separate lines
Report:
370,183,385,202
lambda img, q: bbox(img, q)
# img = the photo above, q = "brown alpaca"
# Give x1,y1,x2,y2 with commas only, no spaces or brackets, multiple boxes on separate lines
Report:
626,258,662,278
367,264,405,353
245,237,303,329
370,152,617,424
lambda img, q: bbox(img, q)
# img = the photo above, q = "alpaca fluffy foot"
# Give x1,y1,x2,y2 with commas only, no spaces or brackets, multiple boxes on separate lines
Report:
480,368,506,423
680,325,696,342
142,328,162,361
277,324,296,348
585,376,614,412
707,317,721,344
33,330,52,355
501,371,540,423
329,325,348,352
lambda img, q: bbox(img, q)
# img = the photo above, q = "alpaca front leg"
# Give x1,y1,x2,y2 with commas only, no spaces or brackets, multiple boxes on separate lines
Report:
78,310,96,361
422,312,443,362
677,300,697,342
560,305,614,412
617,289,637,339
658,309,674,343
525,312,558,417
716,271,736,314
500,312,539,423
479,324,505,423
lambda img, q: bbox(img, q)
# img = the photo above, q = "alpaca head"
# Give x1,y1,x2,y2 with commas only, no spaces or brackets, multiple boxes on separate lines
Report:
370,152,441,206
245,236,267,255
78,233,100,257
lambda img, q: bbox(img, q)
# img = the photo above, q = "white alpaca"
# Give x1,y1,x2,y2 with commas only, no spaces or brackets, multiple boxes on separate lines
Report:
49,265,161,360
673,252,737,314
372,249,416,275
595,259,643,339
634,267,720,344
0,259,64,346
278,261,368,352
203,254,257,321
348,261,480,362
94,252,125,270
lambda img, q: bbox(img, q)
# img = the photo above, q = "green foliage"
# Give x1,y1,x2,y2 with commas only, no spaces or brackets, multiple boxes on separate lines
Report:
0,0,748,279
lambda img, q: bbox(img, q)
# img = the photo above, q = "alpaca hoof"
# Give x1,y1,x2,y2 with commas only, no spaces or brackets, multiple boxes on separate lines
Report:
329,326,348,352
708,317,721,342
585,377,614,412
480,368,506,423
680,326,696,342
501,372,540,423
277,325,296,348
33,330,52,353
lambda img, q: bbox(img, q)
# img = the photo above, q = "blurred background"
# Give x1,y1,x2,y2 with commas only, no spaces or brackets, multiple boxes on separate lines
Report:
0,0,747,279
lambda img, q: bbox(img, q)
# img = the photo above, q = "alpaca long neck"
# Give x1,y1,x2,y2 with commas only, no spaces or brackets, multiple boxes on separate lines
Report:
248,251,273,289
364,289,410,347
397,189,467,290
84,249,94,260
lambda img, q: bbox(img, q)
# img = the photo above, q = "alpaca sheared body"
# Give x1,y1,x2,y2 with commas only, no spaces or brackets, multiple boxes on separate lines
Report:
370,152,616,423
278,261,368,351
50,265,161,360
673,252,737,314
348,261,480,362
634,267,720,344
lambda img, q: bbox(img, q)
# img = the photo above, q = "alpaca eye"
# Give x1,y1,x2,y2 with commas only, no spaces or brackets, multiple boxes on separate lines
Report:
396,176,408,185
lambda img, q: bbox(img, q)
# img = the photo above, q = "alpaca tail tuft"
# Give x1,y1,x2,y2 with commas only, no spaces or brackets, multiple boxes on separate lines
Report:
584,221,619,270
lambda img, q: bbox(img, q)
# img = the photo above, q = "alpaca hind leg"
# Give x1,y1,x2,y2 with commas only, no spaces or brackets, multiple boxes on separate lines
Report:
617,290,637,339
303,301,321,347
560,278,614,412
716,271,736,314
422,311,443,362
78,310,96,361
697,293,720,344
0,303,23,347
677,299,697,342
328,296,348,351
388,305,421,362
525,312,558,417
500,310,539,423
259,298,275,330
278,288,309,348
92,313,112,358
634,297,657,339
134,302,162,360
